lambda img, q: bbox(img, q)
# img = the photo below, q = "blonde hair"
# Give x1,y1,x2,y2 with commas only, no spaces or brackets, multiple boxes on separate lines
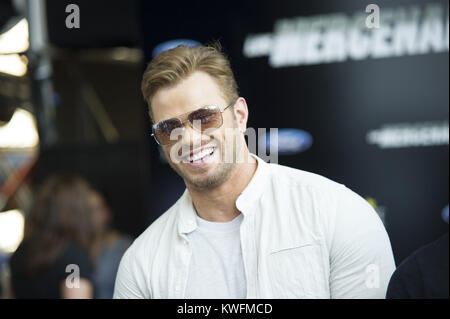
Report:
141,42,239,120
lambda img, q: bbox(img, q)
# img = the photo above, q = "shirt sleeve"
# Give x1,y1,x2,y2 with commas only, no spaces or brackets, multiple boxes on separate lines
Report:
113,247,148,299
328,185,396,299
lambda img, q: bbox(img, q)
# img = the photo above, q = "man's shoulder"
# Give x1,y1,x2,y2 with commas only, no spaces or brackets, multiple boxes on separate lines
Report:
388,233,449,298
268,161,345,192
267,161,374,216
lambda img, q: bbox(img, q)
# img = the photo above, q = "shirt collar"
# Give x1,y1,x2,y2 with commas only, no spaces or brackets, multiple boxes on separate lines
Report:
177,153,270,235
235,153,269,215
177,190,198,235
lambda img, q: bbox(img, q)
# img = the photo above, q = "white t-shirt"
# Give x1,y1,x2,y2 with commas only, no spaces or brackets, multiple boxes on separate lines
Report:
185,213,246,299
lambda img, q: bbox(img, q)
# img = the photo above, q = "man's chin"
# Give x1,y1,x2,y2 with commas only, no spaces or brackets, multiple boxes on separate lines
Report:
180,163,216,185
180,162,234,190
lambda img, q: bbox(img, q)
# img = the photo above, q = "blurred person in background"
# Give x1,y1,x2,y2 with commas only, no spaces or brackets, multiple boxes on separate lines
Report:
0,251,7,298
8,174,96,299
89,189,132,299
386,232,449,299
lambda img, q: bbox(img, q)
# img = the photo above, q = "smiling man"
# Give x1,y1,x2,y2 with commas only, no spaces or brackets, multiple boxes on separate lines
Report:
113,43,396,299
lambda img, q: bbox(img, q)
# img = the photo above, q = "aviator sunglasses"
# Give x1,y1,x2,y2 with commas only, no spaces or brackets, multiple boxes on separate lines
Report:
151,100,236,146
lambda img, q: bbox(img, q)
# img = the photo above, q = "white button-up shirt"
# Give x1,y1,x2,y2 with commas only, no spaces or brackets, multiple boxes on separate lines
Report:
114,154,396,299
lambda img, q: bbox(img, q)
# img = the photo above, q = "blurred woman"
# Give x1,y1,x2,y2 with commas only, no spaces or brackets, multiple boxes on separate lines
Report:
89,190,132,299
9,174,96,299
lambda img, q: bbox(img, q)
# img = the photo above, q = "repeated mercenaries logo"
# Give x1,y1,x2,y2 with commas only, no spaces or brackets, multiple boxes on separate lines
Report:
243,2,449,67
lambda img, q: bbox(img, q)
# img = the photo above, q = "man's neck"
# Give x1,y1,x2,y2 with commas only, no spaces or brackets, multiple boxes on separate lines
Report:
187,153,257,222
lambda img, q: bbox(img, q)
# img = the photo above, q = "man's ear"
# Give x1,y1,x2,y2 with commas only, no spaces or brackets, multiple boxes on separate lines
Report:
232,97,249,133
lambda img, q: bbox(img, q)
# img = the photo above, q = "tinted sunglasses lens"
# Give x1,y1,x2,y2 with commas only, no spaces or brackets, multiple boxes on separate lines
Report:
188,107,222,131
155,118,182,145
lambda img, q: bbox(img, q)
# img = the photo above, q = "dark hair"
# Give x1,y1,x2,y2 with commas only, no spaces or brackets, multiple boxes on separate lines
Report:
23,174,96,275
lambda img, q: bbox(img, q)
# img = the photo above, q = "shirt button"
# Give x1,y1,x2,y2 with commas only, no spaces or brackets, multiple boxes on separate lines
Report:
175,285,181,292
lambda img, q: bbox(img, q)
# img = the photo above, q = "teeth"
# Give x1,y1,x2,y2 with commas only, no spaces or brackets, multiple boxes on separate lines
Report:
188,148,214,162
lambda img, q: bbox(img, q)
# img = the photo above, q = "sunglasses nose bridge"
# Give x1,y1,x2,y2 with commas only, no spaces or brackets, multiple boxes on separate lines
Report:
178,119,196,137
180,120,204,146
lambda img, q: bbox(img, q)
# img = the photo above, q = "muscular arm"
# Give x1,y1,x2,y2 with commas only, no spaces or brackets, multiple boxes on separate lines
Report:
328,186,396,298
113,247,148,299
